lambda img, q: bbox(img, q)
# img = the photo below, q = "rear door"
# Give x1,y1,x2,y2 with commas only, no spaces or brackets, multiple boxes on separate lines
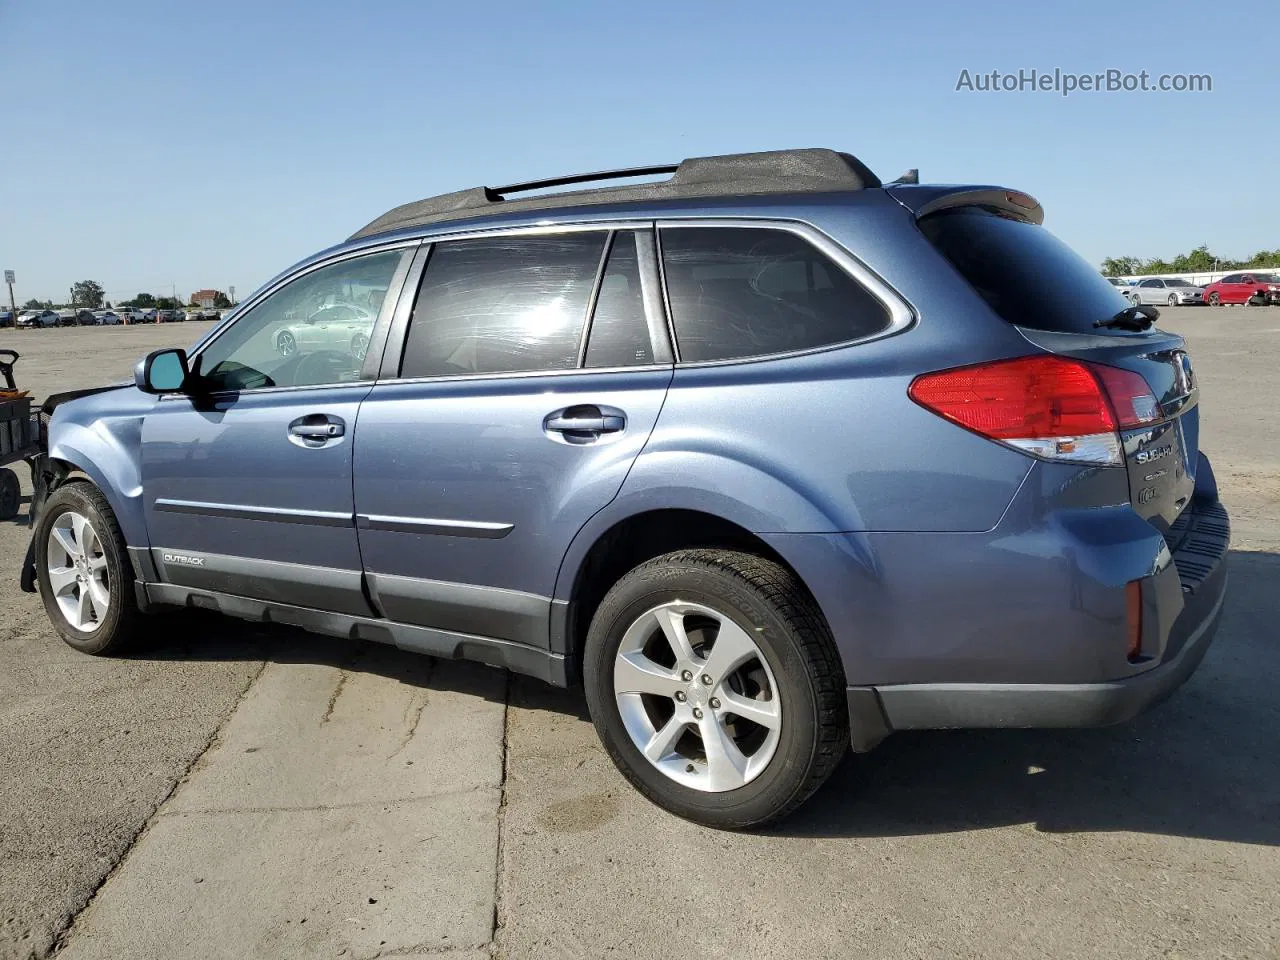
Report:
353,226,673,648
1220,274,1244,303
918,206,1199,533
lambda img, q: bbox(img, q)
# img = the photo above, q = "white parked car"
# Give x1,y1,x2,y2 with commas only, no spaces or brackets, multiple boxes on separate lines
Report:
1126,277,1205,307
17,310,59,329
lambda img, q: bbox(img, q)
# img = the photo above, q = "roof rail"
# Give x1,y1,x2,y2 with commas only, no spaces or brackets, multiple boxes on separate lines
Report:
483,164,680,201
350,148,881,240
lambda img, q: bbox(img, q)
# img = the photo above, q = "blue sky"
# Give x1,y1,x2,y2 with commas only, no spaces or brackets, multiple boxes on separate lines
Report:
2,0,1275,304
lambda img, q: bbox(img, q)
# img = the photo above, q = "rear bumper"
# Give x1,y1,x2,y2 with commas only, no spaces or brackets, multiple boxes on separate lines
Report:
845,487,1230,751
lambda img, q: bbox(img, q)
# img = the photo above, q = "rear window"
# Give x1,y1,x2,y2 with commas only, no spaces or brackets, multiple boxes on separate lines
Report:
918,208,1132,334
660,226,892,362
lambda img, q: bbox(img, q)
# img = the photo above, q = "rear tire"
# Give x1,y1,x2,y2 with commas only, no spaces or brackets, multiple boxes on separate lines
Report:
34,482,143,655
583,549,848,829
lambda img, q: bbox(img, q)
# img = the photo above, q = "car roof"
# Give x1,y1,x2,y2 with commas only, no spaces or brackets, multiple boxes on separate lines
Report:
349,148,881,241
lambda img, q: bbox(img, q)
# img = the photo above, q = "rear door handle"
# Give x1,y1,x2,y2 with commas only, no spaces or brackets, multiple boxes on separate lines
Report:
543,405,626,444
288,413,345,447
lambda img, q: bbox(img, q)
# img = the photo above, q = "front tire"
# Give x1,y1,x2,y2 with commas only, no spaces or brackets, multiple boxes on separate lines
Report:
34,482,142,655
583,549,848,829
1208,292,1220,306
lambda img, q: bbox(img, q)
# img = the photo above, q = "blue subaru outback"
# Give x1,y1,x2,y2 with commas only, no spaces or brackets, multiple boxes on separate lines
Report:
21,149,1229,827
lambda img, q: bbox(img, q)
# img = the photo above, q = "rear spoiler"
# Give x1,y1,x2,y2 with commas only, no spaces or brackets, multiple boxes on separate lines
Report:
886,184,1044,226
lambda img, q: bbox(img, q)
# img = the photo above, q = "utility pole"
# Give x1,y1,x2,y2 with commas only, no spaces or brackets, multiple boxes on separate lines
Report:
4,270,14,319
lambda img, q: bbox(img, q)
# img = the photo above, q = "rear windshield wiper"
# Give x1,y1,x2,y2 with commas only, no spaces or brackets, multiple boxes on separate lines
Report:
1095,303,1158,331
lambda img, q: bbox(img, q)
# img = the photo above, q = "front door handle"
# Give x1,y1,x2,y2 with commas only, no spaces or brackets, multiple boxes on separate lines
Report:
543,405,626,444
288,413,345,447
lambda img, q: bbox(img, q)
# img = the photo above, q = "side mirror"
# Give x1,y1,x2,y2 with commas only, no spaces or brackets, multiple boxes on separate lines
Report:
135,348,190,394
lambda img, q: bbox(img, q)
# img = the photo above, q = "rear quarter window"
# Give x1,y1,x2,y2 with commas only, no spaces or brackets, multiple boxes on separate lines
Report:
659,226,892,362
918,208,1133,335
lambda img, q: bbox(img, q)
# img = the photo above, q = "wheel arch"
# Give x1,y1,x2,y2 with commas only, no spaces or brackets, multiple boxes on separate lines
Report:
46,426,149,549
553,505,833,684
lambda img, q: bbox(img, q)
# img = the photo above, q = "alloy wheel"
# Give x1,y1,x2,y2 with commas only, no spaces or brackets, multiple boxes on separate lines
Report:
46,511,111,632
351,332,370,362
612,601,782,792
276,330,297,357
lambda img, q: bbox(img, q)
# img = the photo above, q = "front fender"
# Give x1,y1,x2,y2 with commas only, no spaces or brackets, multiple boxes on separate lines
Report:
46,392,154,548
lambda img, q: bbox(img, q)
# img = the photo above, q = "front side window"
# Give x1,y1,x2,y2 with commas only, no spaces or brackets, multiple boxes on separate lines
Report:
660,226,891,363
400,232,607,379
196,250,404,391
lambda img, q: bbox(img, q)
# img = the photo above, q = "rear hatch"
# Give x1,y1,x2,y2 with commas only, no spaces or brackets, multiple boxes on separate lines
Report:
910,197,1199,537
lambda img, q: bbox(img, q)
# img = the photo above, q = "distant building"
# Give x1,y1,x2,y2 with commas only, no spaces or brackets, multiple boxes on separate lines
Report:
190,289,224,308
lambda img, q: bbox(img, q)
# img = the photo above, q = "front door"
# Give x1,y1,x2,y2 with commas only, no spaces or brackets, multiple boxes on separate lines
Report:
141,247,412,615
354,227,673,648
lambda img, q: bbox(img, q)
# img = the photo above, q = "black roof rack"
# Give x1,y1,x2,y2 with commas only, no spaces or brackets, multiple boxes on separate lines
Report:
483,164,681,201
350,148,881,241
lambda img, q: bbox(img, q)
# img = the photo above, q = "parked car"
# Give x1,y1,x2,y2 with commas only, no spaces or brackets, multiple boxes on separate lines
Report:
1127,277,1204,307
19,148,1229,828
16,310,58,329
1105,277,1132,292
274,302,376,361
1202,272,1280,306
0,311,12,328
55,310,81,327
157,310,182,323
75,310,101,326
93,311,124,326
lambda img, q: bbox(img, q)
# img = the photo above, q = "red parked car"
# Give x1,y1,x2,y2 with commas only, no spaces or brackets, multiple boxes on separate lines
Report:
1201,272,1280,306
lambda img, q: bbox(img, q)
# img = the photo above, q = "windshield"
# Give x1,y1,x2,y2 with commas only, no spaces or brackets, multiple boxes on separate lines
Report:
918,207,1133,334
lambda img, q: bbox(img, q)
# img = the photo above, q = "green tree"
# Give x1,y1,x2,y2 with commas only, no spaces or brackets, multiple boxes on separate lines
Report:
133,292,157,308
71,280,105,309
22,298,44,310
212,291,232,309
156,296,179,310
1242,249,1280,269
1101,256,1142,276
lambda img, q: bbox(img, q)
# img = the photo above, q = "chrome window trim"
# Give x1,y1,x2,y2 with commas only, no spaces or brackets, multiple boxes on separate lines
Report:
576,231,616,367
374,362,673,389
655,217,916,367
407,219,652,245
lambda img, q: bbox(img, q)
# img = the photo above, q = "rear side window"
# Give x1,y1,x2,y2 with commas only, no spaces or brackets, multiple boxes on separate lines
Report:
400,232,606,378
660,226,892,362
918,208,1132,334
584,231,653,368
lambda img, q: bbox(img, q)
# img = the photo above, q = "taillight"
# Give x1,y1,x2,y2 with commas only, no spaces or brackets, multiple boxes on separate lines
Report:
908,355,1160,465
1125,581,1143,662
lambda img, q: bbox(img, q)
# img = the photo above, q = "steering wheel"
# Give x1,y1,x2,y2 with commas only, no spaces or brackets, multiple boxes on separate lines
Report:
292,349,359,386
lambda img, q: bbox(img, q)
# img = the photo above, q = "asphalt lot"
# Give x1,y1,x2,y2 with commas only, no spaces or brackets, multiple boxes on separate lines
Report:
1,310,1278,960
